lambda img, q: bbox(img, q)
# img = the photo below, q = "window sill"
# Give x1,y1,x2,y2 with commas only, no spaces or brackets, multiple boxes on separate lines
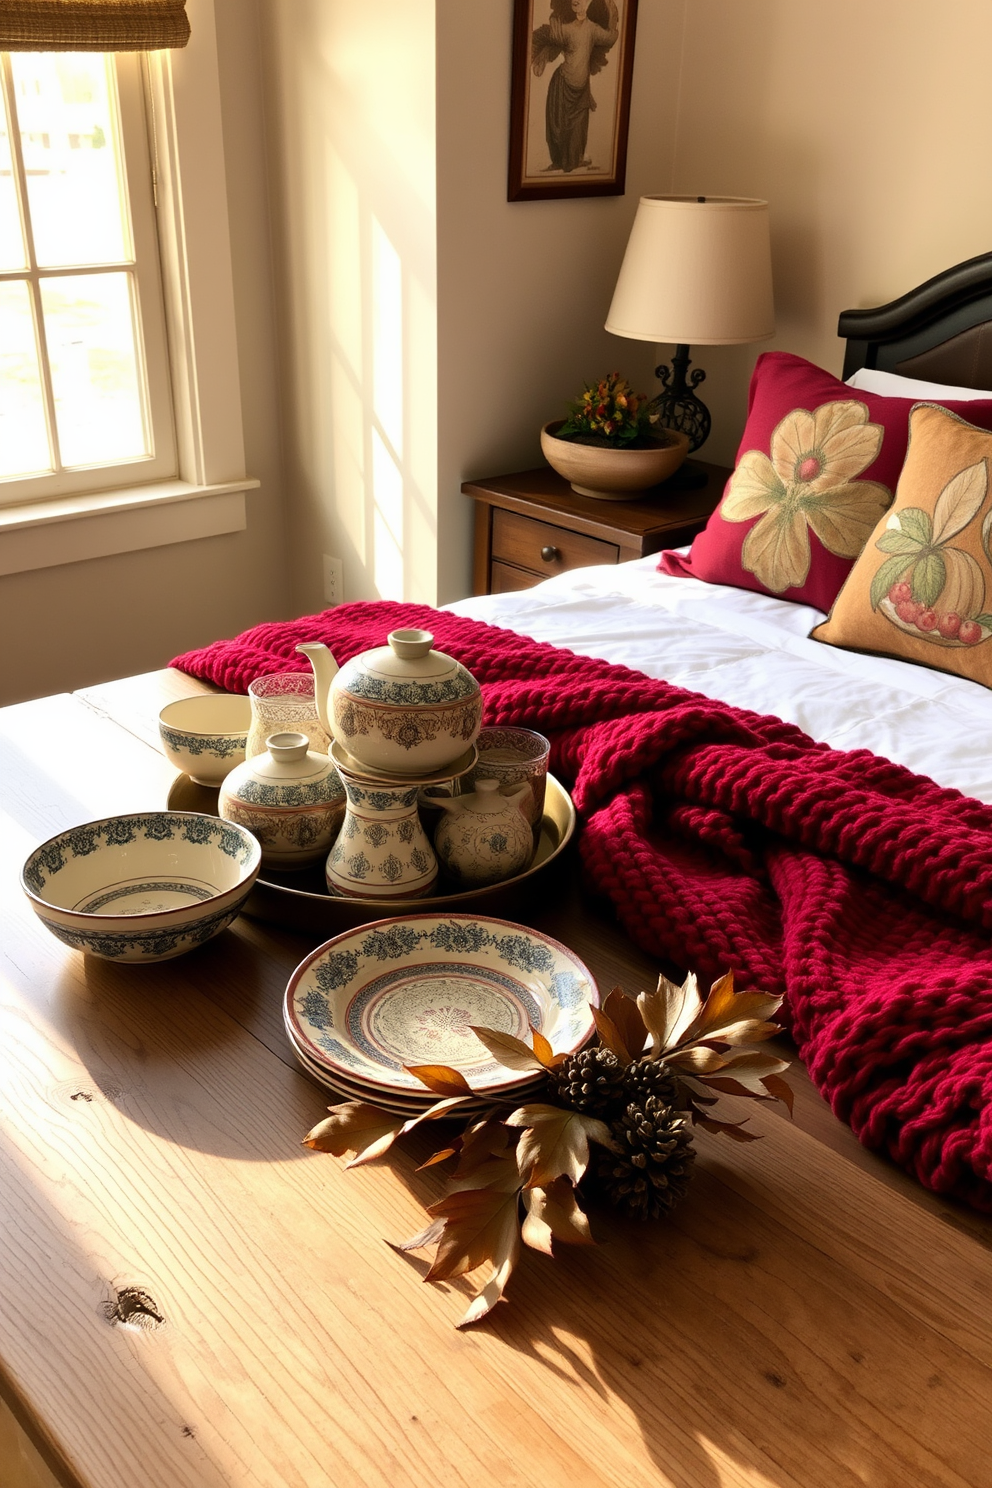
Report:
0,477,259,577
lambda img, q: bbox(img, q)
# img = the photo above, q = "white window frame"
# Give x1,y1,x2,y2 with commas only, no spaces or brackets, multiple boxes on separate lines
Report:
0,50,178,503
0,0,256,577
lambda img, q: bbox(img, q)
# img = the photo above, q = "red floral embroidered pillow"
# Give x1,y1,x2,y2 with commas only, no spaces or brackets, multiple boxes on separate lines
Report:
659,351,992,611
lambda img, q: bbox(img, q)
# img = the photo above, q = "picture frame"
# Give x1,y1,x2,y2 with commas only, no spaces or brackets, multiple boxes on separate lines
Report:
508,0,638,203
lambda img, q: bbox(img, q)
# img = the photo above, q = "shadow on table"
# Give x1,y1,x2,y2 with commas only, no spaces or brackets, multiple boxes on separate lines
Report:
58,926,321,1162
384,1144,936,1488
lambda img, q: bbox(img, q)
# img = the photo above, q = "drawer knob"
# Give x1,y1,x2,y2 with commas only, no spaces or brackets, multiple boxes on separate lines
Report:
540,544,560,563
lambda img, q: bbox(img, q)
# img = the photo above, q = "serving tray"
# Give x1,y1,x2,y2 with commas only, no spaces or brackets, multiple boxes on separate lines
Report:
166,772,576,935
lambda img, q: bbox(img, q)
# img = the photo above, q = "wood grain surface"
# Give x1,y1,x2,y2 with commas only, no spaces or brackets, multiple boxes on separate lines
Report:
1,672,991,1488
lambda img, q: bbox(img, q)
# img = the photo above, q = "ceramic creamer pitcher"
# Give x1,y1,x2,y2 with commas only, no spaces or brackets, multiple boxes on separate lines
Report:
297,629,481,778
433,778,533,887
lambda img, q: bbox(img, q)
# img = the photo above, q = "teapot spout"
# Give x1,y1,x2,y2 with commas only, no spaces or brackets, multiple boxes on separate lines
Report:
295,642,338,735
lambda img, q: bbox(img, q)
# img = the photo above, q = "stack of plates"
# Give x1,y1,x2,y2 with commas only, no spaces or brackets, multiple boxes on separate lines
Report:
284,913,599,1117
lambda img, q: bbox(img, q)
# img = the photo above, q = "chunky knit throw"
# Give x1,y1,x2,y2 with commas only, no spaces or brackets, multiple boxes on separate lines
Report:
173,602,992,1212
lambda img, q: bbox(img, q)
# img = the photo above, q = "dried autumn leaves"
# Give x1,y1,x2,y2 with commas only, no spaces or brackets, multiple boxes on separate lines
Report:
304,970,792,1327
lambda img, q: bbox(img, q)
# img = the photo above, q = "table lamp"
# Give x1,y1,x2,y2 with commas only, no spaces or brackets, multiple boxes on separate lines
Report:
605,195,774,452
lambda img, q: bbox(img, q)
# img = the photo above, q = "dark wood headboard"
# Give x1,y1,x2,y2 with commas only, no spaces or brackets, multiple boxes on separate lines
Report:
838,250,992,388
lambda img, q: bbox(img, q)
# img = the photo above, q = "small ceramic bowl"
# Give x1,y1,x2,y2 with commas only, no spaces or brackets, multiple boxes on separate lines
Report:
21,812,262,963
158,694,252,786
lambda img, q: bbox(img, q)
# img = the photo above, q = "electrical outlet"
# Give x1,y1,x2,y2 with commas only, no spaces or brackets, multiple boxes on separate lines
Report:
323,555,343,606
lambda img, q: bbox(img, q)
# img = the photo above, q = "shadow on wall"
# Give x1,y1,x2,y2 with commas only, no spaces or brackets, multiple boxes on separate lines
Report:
262,0,439,615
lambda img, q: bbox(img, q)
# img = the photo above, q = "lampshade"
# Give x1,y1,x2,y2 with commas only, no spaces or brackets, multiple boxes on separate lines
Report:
606,196,774,346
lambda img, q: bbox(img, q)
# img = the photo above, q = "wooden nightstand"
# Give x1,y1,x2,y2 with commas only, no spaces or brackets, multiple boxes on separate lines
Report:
462,459,731,595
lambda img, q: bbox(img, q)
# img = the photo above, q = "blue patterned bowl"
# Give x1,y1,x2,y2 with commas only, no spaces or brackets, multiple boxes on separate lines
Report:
158,694,252,786
285,913,598,1096
21,812,262,963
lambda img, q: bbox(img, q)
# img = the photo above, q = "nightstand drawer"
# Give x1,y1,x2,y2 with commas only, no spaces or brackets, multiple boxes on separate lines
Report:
491,508,618,576
491,561,540,594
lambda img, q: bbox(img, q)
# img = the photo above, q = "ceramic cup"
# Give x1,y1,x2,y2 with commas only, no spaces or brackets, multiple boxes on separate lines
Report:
246,673,330,759
471,727,551,831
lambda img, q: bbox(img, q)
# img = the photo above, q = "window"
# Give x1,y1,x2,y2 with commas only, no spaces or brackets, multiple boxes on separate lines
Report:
0,1,256,581
0,50,176,506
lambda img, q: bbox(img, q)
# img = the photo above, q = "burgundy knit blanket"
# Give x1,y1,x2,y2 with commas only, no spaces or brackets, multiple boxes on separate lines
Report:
173,602,992,1212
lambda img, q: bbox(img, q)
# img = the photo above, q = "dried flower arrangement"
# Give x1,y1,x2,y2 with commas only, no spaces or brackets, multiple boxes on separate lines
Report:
304,971,793,1328
555,371,655,449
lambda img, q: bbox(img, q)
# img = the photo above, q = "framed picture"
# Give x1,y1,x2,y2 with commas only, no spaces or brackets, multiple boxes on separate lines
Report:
508,0,638,202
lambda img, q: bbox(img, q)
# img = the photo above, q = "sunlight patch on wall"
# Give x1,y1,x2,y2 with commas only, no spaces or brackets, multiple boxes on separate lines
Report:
329,357,366,564
372,217,403,455
371,426,403,599
328,149,363,381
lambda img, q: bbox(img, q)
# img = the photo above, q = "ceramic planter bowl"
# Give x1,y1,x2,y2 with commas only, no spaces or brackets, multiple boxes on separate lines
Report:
21,812,261,963
158,694,252,785
540,420,690,500
219,732,345,870
297,629,482,778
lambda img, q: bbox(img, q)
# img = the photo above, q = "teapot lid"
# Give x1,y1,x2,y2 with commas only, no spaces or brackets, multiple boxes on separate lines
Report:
363,629,459,680
340,629,480,701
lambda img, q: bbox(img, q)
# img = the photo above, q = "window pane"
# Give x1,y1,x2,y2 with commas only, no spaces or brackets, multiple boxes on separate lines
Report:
11,53,130,268
0,280,51,477
0,95,26,270
41,272,146,467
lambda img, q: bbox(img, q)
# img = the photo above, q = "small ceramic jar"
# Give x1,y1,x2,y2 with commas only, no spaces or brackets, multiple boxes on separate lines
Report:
433,779,534,887
219,732,345,870
297,629,482,778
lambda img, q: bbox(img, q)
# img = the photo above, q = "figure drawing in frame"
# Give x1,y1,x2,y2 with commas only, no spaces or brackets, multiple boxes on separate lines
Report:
533,0,619,176
508,0,637,201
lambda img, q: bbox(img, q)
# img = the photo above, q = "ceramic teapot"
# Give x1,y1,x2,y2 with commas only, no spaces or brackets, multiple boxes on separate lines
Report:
297,629,481,778
433,778,533,887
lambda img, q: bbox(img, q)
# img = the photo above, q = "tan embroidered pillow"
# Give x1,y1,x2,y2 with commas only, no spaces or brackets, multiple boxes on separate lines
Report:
812,403,992,688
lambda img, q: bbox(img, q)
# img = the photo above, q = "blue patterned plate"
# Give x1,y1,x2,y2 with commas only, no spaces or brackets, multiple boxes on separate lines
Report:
285,913,598,1095
285,1020,508,1116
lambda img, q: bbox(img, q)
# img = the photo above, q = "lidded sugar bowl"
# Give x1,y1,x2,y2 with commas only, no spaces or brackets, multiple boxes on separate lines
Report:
219,732,345,869
297,629,482,777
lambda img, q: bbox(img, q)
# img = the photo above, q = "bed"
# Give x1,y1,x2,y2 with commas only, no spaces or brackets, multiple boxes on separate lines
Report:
449,250,992,801
174,252,992,1216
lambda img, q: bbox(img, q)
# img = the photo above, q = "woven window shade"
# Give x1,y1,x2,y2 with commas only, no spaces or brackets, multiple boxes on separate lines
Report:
0,1,190,51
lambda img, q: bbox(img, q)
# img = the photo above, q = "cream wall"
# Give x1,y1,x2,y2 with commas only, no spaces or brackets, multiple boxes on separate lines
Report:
260,0,683,612
669,0,992,466
259,0,439,615
434,0,682,601
7,0,992,705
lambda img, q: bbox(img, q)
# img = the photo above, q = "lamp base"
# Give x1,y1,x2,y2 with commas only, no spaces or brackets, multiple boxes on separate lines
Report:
648,344,711,454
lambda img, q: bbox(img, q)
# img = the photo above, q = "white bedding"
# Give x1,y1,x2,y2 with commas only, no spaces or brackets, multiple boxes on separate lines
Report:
447,555,992,804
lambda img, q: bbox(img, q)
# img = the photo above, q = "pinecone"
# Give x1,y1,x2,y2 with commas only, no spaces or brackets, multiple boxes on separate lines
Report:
546,1047,627,1117
620,1056,680,1111
594,1095,695,1221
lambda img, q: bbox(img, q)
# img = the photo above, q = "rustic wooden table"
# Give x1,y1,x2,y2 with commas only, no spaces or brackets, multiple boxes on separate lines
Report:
2,669,991,1488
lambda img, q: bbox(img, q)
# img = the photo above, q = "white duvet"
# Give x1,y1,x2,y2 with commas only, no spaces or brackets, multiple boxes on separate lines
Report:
447,554,992,804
